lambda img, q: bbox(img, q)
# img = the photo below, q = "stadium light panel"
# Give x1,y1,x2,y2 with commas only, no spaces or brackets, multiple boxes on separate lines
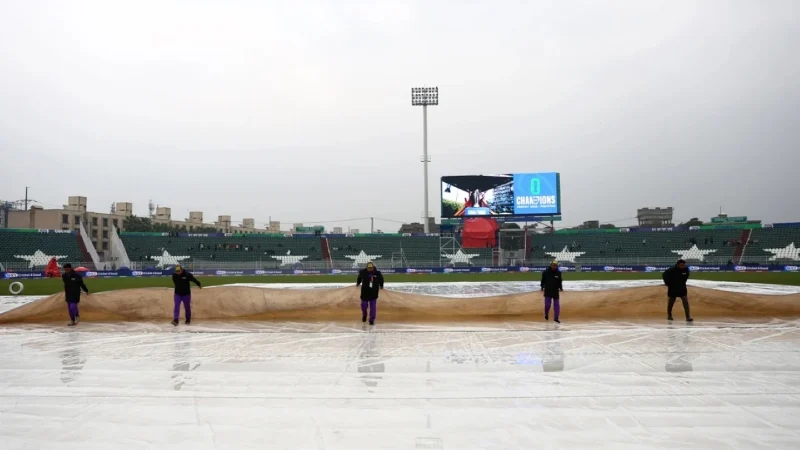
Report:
411,87,439,106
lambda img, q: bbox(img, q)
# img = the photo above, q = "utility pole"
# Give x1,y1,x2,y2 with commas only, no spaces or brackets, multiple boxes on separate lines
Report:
371,217,374,233
25,187,29,211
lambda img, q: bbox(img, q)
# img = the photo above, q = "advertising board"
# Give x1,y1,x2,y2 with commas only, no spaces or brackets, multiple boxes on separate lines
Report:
441,173,561,220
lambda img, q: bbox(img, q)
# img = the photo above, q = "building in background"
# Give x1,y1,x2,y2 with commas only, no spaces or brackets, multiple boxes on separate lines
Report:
6,197,132,254
3,196,279,254
399,218,440,234
565,220,617,230
0,201,11,228
637,207,674,227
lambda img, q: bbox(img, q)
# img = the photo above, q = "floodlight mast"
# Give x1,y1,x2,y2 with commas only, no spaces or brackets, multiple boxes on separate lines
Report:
411,87,438,233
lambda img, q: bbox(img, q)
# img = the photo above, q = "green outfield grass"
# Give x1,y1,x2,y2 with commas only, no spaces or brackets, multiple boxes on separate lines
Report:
2,272,800,296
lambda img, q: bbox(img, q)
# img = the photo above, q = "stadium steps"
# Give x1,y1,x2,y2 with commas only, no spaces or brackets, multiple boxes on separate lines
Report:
525,233,533,260
321,237,332,268
76,230,94,264
734,229,753,264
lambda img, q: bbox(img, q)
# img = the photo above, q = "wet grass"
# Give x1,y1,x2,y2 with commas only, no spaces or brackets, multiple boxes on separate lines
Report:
2,271,799,296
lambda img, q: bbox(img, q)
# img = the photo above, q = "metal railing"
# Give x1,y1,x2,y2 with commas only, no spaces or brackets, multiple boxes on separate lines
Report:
1,256,788,272
520,256,784,266
119,256,784,271
518,256,744,266
125,258,498,271
0,261,101,271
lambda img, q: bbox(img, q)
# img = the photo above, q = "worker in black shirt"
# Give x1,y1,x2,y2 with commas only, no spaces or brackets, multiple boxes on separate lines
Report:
172,265,201,326
541,260,563,323
356,261,384,325
62,263,89,326
663,259,693,322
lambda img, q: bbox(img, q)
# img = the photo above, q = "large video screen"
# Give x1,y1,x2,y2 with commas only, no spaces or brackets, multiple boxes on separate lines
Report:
441,173,561,219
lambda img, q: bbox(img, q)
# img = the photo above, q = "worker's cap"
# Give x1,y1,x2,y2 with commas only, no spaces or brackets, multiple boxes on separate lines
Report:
366,262,375,269
551,260,559,266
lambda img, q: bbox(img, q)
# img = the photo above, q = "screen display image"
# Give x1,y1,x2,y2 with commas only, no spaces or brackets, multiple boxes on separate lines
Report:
441,173,560,219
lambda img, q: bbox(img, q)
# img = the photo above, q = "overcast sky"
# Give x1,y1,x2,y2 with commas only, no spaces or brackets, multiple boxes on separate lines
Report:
1,0,798,231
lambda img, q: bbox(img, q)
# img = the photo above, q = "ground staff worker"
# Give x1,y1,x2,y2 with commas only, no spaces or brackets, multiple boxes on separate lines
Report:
357,262,384,325
541,260,563,323
663,259,694,322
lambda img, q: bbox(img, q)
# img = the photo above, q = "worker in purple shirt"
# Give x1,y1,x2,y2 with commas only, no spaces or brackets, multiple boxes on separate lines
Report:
62,263,89,326
171,265,201,326
356,261,384,325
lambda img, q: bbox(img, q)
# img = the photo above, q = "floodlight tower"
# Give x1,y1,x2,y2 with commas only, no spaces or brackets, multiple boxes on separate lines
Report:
411,86,438,233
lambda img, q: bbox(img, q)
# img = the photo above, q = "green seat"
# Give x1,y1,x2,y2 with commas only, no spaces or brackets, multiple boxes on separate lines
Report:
328,236,403,267
0,229,85,269
328,236,494,267
746,228,800,263
120,234,325,266
528,229,743,264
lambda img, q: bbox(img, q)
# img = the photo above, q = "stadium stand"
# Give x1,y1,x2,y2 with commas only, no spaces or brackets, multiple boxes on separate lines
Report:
98,227,800,269
121,233,326,268
328,235,494,267
746,227,800,262
0,229,85,269
3,225,799,271
396,236,446,263
118,233,494,269
328,236,403,267
527,229,745,264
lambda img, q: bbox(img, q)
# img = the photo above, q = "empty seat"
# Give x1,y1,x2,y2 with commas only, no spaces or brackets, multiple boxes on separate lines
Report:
747,228,800,262
120,233,326,267
0,229,85,269
529,229,743,264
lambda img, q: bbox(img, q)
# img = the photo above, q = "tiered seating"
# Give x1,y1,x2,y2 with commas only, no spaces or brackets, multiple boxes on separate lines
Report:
327,236,492,266
115,227,800,269
328,236,410,267
121,233,326,266
328,236,402,263
451,245,494,266
529,229,743,264
0,229,85,269
747,228,800,262
395,237,440,262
